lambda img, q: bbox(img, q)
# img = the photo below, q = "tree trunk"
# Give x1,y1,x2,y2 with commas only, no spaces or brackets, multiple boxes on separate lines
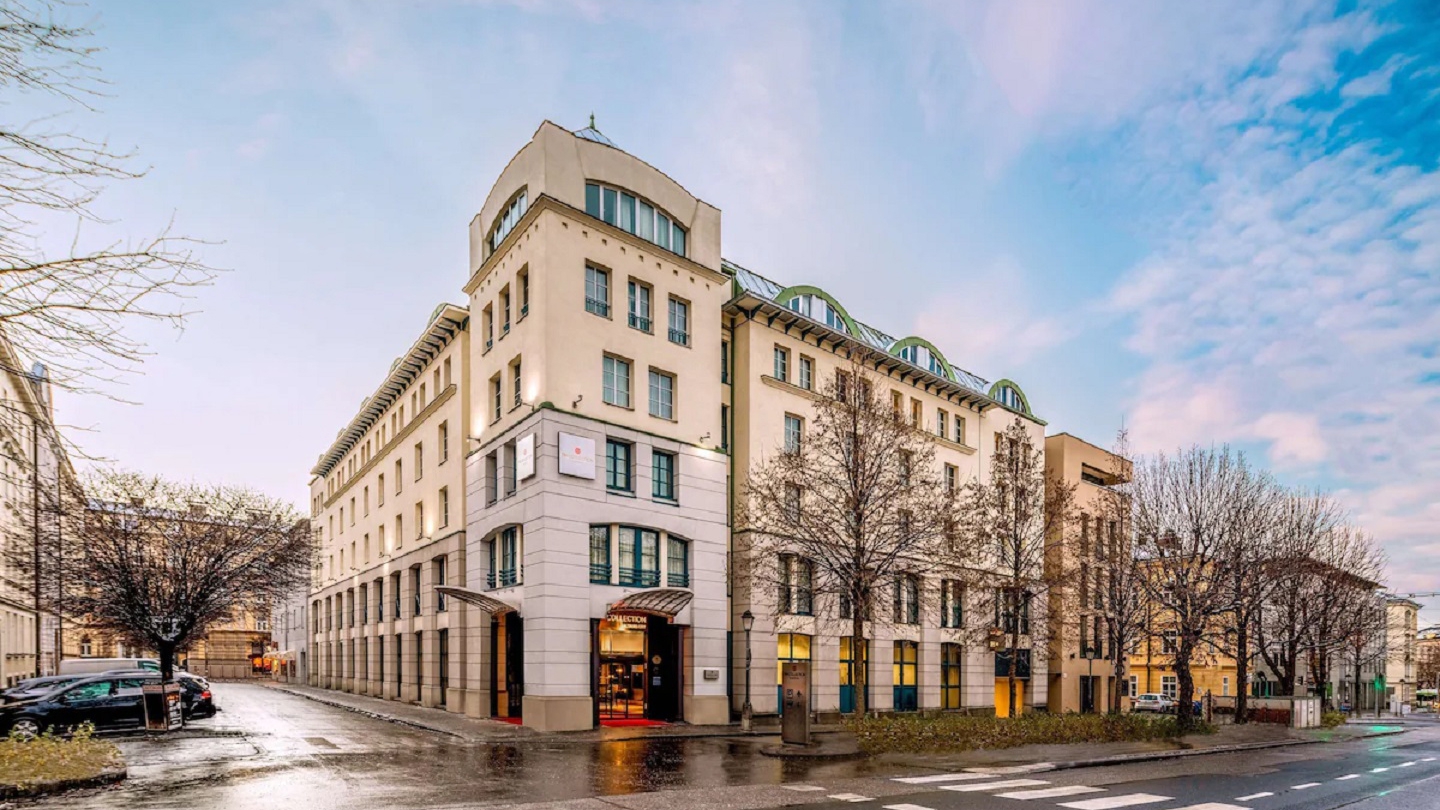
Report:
1352,659,1362,717
1007,624,1019,719
1233,621,1250,724
851,611,866,717
1175,635,1196,731
158,640,176,683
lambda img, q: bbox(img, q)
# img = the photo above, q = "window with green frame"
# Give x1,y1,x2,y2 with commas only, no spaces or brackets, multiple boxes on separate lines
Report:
652,450,677,501
666,536,689,587
941,642,963,709
589,525,611,584
605,439,632,492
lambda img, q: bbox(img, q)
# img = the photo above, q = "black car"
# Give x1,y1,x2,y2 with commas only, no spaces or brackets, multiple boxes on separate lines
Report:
0,674,160,736
2,675,88,703
103,669,215,719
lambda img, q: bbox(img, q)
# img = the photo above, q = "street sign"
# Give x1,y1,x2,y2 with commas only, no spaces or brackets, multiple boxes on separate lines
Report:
781,661,810,746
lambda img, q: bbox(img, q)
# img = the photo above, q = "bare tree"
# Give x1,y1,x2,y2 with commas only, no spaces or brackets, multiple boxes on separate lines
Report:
954,417,1074,718
1417,641,1440,691
1297,524,1385,710
1091,429,1143,714
1214,470,1282,723
738,360,956,716
1257,491,1345,697
1332,570,1390,717
8,469,313,680
1131,446,1264,730
2,0,215,395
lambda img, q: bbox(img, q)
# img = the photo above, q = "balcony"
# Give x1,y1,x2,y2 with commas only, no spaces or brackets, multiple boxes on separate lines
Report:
488,568,520,589
668,329,689,347
619,569,660,588
629,313,651,332
667,571,689,588
585,297,610,317
590,563,612,584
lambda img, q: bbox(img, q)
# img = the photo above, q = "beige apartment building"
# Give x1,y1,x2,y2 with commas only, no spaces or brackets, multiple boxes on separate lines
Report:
1044,433,1130,714
309,303,471,710
305,120,1046,728
1386,597,1420,712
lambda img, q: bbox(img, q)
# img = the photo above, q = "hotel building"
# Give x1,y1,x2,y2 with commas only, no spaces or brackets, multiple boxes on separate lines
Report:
307,121,1045,729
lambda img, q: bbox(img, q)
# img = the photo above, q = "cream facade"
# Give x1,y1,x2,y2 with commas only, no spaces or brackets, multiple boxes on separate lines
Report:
1044,433,1129,714
1385,597,1420,712
303,120,1048,728
309,304,471,711
726,265,1048,719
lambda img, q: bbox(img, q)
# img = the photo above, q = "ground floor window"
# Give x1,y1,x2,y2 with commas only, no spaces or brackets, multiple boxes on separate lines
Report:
893,640,918,712
840,637,869,714
777,633,812,715
439,629,449,707
941,643,963,709
1161,675,1177,699
1129,674,1137,698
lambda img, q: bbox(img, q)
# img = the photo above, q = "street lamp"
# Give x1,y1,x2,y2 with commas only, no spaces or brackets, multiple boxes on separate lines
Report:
741,610,755,731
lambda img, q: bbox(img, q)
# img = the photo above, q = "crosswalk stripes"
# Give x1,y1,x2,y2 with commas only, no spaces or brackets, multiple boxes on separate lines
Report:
781,785,827,792
882,805,935,810
891,773,997,784
1058,794,1173,809
941,778,1050,792
1235,792,1274,801
1166,804,1250,810
997,785,1106,800
827,794,873,803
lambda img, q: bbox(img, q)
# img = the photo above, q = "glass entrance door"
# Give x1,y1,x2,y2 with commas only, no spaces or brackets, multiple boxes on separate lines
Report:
598,618,648,720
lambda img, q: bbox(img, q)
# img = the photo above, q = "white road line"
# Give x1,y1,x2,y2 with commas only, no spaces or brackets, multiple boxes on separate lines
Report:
1399,761,1416,768
1291,783,1321,790
1169,804,1252,810
1423,758,1437,763
1058,795,1173,810
782,785,827,792
883,804,935,810
1235,792,1275,801
941,778,1049,792
1372,767,1390,772
1336,774,1360,780
998,785,1105,800
827,794,873,803
892,773,996,784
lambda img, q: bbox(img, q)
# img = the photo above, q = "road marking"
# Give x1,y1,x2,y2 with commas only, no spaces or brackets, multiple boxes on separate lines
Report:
1169,804,1251,810
828,794,872,803
1423,758,1437,763
1399,761,1416,768
941,778,1048,792
1291,783,1321,790
1058,795,1173,809
998,785,1105,800
892,773,996,784
1336,774,1360,780
1235,792,1274,800
1372,767,1390,772
884,805,935,810
782,785,826,792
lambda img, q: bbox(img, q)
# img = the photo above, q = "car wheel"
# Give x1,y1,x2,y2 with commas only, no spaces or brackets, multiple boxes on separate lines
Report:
12,718,40,738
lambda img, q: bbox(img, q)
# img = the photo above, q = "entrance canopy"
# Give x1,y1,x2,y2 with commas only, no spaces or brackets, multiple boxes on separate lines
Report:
437,585,518,615
607,588,693,620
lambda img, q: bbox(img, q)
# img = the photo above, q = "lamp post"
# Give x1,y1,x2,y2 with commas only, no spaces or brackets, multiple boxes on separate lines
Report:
741,610,754,731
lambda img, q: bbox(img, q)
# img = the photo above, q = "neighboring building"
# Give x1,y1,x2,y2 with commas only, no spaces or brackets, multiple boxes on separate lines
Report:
1418,626,1439,691
1385,597,1420,713
309,304,470,711
0,330,77,685
184,609,272,679
1044,433,1129,714
1127,614,1239,704
726,265,1047,719
303,120,1045,729
271,585,309,683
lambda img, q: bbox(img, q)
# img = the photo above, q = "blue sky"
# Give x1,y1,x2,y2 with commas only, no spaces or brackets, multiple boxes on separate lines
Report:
24,0,1439,622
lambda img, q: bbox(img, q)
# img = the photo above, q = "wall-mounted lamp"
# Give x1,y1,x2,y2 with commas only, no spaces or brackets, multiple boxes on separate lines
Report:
572,394,583,409
699,432,711,444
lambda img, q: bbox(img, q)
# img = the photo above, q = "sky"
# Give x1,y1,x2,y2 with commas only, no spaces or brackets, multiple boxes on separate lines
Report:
14,0,1439,624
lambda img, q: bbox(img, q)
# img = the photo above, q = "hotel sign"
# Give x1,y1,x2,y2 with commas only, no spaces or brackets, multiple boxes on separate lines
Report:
558,432,595,479
516,433,536,480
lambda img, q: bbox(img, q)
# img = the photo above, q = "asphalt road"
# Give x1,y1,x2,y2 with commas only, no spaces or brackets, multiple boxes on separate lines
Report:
37,683,1440,810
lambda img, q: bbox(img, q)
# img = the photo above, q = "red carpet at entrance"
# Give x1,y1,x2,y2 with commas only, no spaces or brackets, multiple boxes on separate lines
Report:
599,718,669,727
494,716,523,725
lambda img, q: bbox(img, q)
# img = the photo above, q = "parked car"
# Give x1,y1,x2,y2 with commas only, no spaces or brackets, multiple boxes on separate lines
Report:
59,658,160,676
1132,693,1177,713
1,675,89,703
0,674,161,736
103,669,215,719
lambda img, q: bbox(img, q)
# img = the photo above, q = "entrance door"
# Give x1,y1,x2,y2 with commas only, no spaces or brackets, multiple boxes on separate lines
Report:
492,612,524,719
645,616,681,722
1080,675,1096,714
597,617,647,720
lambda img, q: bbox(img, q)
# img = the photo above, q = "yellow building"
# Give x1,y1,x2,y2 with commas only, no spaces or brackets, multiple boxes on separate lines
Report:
1044,433,1130,714
1128,612,1239,703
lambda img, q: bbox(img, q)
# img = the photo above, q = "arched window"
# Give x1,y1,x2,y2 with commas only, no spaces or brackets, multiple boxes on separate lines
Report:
488,188,529,256
584,182,687,257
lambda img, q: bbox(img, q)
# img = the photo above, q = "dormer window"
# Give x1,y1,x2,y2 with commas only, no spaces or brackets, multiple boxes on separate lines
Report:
786,294,848,334
584,182,686,257
997,384,1024,410
489,189,528,255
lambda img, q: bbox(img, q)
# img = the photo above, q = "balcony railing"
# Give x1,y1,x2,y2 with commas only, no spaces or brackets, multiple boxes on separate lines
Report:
629,313,651,331
585,297,610,317
619,569,660,588
667,571,689,588
668,329,689,347
590,563,612,584
487,568,519,589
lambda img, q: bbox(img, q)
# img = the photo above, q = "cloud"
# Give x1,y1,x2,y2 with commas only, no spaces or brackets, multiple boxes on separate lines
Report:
912,256,1072,375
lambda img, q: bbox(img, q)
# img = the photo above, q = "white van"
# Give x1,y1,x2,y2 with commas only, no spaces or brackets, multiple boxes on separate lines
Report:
59,658,161,675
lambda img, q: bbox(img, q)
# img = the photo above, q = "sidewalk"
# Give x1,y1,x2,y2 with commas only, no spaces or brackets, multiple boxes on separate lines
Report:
265,682,781,744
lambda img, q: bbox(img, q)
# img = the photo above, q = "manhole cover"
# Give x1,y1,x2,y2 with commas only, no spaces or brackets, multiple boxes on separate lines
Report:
304,736,338,748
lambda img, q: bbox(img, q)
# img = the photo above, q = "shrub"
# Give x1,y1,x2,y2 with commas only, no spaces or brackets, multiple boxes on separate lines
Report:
1320,711,1346,729
845,711,1213,754
0,724,123,791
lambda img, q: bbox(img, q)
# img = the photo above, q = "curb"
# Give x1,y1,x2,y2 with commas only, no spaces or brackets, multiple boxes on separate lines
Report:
1040,728,1409,772
0,765,126,800
267,686,469,740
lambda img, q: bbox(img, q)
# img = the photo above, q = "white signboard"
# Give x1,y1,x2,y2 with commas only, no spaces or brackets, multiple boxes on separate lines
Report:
516,434,536,480
558,432,596,479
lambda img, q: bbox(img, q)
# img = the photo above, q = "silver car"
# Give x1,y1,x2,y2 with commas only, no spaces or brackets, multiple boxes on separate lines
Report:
1132,692,1176,713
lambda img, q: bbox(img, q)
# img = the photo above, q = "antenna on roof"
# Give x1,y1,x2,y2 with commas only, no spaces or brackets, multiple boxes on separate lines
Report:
589,112,596,128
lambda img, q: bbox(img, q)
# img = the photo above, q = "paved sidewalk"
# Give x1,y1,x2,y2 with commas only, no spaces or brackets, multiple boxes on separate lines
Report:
265,682,782,744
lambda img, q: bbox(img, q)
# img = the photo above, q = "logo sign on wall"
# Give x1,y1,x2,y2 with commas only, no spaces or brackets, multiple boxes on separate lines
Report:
516,433,536,480
558,432,596,479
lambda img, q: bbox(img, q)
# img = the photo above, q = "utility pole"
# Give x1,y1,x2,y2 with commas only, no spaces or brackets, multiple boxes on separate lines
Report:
31,419,40,676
